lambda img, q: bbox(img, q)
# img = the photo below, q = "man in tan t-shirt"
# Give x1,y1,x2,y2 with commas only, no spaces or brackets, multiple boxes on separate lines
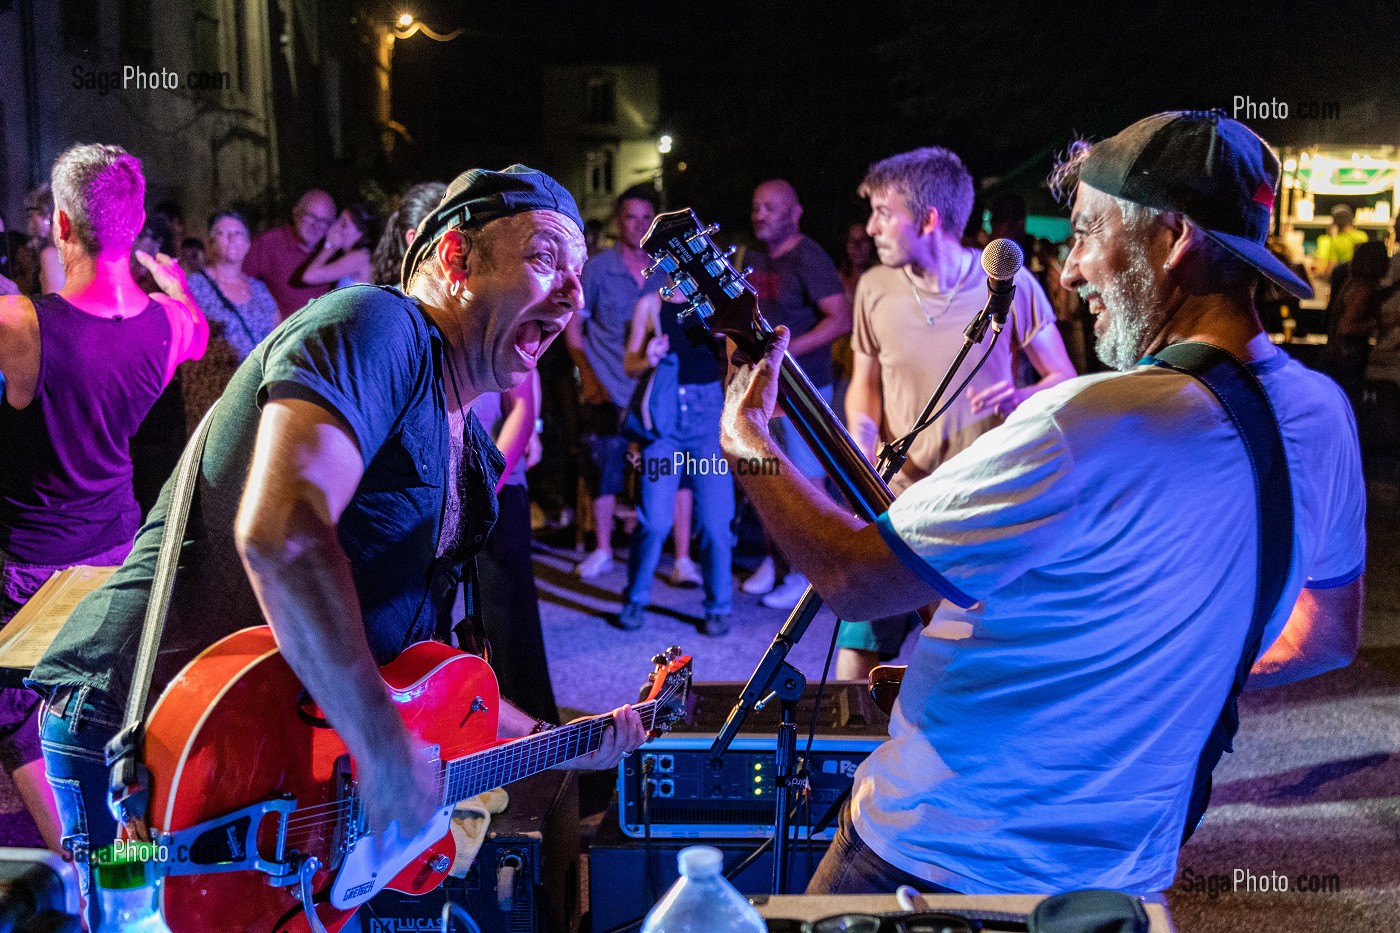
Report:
840,146,1075,678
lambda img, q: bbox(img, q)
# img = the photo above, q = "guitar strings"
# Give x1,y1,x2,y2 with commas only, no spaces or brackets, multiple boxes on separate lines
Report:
272,685,679,843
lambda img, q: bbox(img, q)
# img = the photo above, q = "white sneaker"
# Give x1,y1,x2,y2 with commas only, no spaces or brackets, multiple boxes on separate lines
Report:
741,556,776,595
575,548,615,579
761,573,809,609
668,556,704,587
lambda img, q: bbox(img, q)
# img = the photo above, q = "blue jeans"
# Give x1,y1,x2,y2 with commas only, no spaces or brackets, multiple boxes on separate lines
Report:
626,382,734,615
40,686,125,931
770,383,834,480
806,803,957,895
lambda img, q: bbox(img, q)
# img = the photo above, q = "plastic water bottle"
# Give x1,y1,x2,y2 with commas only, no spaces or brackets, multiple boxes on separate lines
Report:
93,843,172,932
641,845,766,933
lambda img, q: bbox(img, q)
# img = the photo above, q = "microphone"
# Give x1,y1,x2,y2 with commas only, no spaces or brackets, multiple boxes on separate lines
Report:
980,238,1024,331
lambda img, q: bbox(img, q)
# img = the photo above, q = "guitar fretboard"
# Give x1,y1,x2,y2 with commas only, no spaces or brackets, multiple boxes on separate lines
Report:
440,700,660,803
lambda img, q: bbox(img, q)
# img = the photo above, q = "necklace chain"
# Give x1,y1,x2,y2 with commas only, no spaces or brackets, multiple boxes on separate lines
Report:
904,253,969,326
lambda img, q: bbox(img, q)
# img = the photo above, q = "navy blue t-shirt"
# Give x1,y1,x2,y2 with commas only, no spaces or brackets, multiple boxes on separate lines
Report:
30,285,503,707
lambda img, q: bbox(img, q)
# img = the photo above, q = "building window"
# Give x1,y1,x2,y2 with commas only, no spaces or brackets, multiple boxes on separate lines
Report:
586,76,616,125
587,148,615,196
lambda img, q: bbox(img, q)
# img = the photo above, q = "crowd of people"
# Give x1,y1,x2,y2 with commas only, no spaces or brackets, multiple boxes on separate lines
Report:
0,109,1374,923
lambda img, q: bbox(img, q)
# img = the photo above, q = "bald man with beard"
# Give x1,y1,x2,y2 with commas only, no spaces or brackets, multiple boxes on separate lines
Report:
244,189,338,321
740,180,853,607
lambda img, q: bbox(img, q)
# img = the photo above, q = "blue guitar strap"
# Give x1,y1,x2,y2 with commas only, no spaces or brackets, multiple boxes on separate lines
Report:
1146,341,1294,845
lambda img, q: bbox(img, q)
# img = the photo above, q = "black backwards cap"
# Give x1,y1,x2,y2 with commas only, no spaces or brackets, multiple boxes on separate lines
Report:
400,164,584,288
1080,110,1312,299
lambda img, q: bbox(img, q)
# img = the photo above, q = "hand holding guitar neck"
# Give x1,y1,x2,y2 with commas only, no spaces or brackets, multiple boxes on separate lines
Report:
721,325,791,465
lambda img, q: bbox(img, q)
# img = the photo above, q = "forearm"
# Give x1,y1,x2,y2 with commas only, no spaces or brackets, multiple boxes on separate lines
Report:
1246,581,1363,689
624,348,651,378
497,699,537,737
726,413,868,609
492,397,534,490
788,315,849,361
1246,629,1349,689
845,381,882,461
239,508,412,767
301,246,347,286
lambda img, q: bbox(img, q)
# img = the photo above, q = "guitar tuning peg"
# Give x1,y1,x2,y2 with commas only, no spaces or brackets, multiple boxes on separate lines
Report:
684,223,720,249
741,266,753,276
652,653,668,666
660,284,676,299
667,645,682,658
645,252,680,278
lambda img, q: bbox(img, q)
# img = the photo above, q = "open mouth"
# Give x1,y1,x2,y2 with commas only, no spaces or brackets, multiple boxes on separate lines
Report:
513,318,561,364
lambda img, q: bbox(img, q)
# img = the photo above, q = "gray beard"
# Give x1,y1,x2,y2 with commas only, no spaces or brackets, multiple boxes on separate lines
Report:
1092,243,1169,371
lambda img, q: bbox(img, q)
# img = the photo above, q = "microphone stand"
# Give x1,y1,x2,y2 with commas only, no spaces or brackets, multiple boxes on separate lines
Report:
711,298,1007,895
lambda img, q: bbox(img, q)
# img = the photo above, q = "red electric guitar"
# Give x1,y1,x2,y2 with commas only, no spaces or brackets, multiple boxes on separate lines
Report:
140,626,691,932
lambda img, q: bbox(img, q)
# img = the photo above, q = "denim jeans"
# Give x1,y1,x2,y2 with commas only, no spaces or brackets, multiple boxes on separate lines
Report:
40,685,126,931
625,381,734,615
770,382,834,480
806,802,957,895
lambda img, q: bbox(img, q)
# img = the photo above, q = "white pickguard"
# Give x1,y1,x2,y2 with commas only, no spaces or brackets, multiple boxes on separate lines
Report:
328,806,455,909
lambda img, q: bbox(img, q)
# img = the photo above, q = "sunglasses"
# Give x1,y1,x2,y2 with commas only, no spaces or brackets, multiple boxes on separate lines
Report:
766,911,1024,933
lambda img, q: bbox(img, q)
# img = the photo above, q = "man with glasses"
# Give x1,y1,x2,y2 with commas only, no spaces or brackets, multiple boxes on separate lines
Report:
244,189,338,321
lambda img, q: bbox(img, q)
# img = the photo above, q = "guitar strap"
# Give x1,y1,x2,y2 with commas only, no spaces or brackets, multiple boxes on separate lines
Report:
1146,342,1294,845
106,402,218,825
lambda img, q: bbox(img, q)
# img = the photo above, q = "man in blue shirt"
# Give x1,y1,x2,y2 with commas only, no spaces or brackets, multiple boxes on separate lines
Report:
567,184,668,579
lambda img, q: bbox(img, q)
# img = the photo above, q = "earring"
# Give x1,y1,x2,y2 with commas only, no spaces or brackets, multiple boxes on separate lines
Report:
449,279,461,298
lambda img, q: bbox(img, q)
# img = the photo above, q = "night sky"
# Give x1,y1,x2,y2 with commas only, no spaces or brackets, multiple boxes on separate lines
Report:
377,0,1398,246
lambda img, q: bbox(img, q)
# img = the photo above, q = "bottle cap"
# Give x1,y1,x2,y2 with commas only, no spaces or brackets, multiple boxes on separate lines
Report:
94,843,160,890
677,845,723,877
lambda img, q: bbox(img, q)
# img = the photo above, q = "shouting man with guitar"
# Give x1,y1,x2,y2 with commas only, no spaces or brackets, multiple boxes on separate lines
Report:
716,113,1364,895
28,167,651,930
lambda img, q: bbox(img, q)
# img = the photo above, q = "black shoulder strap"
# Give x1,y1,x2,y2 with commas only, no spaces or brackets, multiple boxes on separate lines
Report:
1149,342,1294,845
106,402,218,826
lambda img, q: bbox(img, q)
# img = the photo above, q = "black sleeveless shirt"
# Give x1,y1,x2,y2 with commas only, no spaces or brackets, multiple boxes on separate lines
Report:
658,302,724,385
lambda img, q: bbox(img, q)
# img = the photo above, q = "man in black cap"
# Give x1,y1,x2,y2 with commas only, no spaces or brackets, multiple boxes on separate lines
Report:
718,112,1365,894
28,165,646,926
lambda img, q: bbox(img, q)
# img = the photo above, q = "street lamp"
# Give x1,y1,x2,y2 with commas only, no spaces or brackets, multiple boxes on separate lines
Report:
658,135,673,155
398,13,414,28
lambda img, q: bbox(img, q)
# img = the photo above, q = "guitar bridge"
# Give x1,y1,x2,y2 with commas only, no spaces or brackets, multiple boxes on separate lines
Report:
331,754,362,864
154,797,297,881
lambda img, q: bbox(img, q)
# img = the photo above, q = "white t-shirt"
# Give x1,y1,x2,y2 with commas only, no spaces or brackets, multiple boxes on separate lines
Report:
852,338,1366,895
